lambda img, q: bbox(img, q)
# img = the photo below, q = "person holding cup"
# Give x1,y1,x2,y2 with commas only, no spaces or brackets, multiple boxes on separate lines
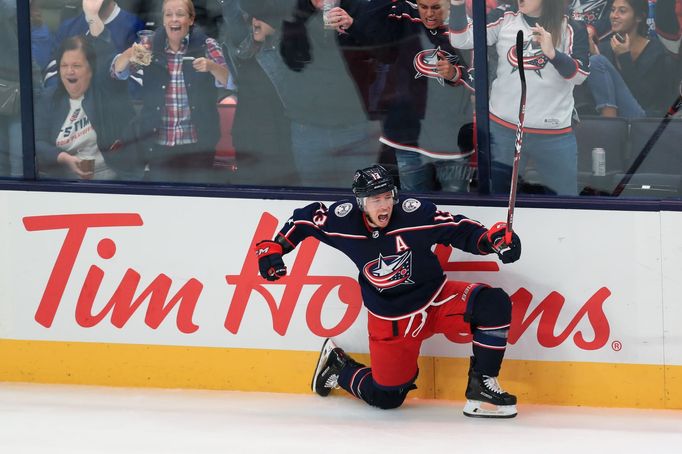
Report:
35,34,135,180
112,0,229,183
278,0,379,187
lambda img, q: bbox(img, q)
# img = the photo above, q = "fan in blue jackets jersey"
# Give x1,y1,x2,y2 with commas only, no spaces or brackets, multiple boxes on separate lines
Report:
349,0,475,192
450,0,590,196
254,164,523,418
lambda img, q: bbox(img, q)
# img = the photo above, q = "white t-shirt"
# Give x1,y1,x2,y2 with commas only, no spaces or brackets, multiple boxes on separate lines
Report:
56,96,116,179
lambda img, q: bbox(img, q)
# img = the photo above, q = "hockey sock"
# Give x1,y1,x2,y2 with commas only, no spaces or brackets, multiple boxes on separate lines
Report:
472,329,508,376
339,364,372,399
469,287,512,376
338,365,418,409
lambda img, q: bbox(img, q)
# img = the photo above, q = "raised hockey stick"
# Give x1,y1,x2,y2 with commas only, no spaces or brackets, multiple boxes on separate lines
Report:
611,82,682,197
504,30,527,245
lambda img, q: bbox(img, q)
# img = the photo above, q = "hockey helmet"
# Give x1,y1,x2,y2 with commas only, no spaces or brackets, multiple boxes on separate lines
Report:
352,165,398,210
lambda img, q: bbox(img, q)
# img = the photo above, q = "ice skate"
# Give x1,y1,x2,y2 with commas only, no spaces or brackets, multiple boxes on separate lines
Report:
310,339,345,396
463,358,517,418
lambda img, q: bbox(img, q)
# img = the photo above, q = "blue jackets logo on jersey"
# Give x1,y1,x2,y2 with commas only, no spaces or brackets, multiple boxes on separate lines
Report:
413,47,458,86
569,0,608,23
507,41,548,77
362,251,414,291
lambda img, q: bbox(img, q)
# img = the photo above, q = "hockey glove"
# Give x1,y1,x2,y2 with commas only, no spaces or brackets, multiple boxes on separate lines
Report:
255,240,287,281
478,222,522,264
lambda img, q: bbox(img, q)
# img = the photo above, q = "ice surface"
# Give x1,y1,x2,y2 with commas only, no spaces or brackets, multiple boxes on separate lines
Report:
0,383,680,453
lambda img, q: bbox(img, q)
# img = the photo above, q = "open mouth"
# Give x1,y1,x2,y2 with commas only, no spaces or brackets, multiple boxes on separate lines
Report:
66,78,78,84
378,214,389,223
169,25,182,32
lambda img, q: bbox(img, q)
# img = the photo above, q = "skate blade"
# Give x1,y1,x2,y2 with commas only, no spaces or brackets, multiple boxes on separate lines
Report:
310,339,337,394
463,400,517,418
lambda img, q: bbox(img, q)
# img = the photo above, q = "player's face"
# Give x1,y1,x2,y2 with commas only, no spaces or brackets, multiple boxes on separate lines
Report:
364,191,394,229
59,49,92,100
610,0,638,35
518,0,543,17
417,0,448,30
163,0,195,45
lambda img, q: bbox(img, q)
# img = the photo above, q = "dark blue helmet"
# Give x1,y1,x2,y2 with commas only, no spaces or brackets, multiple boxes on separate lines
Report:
352,165,398,209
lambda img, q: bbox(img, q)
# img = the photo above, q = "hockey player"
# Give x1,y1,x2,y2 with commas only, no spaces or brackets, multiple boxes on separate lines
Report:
254,164,522,418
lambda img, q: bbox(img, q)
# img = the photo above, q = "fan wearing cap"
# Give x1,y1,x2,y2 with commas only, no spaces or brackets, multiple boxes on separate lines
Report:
253,164,523,418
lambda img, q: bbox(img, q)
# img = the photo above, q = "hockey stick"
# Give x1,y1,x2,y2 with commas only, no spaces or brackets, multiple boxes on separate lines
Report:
503,30,527,245
611,82,682,197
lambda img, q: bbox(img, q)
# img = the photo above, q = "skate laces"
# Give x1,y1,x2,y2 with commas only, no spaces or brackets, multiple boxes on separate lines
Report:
324,374,339,389
482,376,505,395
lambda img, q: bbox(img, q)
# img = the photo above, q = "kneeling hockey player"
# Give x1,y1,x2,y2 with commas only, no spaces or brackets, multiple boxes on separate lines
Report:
254,164,521,418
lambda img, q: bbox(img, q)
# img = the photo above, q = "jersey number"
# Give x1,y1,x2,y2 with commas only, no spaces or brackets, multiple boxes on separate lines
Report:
313,207,328,227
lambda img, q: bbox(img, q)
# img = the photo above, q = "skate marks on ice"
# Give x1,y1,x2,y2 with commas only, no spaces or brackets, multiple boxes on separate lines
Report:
0,383,681,453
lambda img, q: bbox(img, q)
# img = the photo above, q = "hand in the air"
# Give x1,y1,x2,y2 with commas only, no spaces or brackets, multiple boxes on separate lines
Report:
254,240,287,281
530,25,556,60
82,0,104,19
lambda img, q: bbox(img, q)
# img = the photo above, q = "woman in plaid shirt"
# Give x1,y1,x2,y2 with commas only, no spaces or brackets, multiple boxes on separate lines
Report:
112,0,229,183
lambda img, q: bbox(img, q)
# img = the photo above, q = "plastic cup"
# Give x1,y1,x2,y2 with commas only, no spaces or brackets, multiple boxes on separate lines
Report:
137,30,154,50
79,159,95,179
322,0,339,29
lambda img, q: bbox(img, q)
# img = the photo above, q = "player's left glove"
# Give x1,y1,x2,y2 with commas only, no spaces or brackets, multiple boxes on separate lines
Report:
254,240,287,281
478,222,522,264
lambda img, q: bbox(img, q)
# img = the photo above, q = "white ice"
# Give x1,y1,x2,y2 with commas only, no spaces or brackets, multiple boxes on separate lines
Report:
0,382,680,453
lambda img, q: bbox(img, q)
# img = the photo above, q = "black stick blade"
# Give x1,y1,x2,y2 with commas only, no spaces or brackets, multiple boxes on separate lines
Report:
516,30,525,82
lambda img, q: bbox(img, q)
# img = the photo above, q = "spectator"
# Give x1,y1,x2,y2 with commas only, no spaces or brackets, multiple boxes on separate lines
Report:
587,0,674,118
44,0,145,96
351,0,475,192
450,0,590,196
221,0,298,186
278,0,378,188
112,0,229,183
35,33,136,180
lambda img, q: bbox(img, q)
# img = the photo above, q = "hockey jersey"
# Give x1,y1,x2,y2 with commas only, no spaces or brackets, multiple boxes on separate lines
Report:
449,4,590,132
568,0,614,40
276,197,490,318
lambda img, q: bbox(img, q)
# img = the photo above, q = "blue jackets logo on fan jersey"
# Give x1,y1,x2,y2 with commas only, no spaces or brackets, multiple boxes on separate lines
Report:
413,47,459,86
507,40,549,77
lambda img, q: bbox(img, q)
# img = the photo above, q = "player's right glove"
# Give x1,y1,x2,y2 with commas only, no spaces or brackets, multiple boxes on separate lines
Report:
255,240,288,281
478,222,522,264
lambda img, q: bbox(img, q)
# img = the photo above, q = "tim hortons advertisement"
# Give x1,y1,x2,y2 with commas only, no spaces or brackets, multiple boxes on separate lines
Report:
0,191,675,366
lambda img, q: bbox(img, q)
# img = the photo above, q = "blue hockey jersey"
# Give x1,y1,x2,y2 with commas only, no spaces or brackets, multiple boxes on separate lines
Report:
276,197,491,318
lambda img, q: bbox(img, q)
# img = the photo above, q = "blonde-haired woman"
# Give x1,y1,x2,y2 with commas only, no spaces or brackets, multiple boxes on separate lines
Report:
113,0,229,183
